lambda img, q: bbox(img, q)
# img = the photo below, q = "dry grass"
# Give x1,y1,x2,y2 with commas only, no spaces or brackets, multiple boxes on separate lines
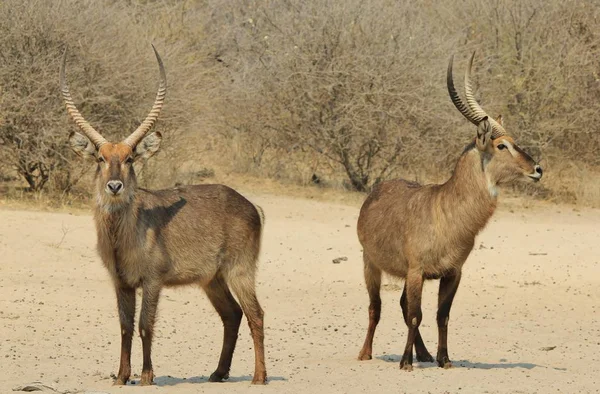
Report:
1,0,599,207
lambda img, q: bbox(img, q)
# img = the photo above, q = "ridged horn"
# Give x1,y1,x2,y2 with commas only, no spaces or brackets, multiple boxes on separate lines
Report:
60,49,108,147
123,44,167,148
447,54,479,126
463,51,506,138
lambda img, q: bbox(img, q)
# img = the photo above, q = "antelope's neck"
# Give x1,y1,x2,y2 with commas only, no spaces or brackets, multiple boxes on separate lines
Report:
93,198,139,249
438,148,497,238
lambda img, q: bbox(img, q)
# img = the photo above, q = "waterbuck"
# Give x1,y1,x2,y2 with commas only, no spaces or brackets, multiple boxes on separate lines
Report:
356,52,543,371
60,46,267,385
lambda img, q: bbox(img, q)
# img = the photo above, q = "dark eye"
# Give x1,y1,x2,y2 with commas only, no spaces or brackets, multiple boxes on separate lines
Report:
98,156,105,163
497,144,506,150
125,156,134,164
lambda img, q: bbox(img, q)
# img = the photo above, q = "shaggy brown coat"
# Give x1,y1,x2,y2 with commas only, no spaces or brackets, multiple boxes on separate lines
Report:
357,118,542,370
61,48,267,386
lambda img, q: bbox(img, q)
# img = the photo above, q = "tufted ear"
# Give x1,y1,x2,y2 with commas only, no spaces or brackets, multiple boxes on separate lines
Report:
134,131,162,161
475,116,493,151
69,131,97,160
496,114,503,126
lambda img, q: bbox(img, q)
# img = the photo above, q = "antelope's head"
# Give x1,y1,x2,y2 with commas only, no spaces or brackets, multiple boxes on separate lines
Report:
60,45,166,209
447,52,543,189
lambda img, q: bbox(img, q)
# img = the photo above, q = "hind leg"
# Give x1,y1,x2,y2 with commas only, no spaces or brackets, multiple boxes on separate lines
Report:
203,274,243,382
358,256,382,361
400,284,434,363
228,273,267,385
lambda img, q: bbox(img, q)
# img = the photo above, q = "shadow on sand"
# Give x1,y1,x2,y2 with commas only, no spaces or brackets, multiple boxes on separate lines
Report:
375,355,566,371
124,374,288,387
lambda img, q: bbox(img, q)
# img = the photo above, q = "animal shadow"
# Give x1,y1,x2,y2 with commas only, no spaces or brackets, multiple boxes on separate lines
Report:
146,374,287,387
375,355,564,371
376,354,437,368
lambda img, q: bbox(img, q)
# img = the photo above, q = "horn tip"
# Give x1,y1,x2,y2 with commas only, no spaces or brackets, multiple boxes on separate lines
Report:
468,50,477,65
151,43,161,58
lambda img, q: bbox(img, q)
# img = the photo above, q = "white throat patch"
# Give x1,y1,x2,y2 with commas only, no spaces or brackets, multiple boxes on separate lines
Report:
486,173,498,197
482,155,498,198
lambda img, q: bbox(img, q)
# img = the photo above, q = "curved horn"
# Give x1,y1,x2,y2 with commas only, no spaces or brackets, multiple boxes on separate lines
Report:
447,54,479,126
123,44,167,148
464,51,506,138
60,49,107,147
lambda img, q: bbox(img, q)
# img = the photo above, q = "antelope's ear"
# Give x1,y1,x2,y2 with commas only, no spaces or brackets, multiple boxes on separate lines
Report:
475,116,493,151
496,114,503,126
69,131,97,160
134,132,162,161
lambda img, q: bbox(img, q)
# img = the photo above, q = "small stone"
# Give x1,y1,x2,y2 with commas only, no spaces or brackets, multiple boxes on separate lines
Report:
332,256,348,264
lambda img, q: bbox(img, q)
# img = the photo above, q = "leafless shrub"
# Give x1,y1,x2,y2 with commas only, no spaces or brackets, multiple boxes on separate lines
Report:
0,0,210,196
206,0,459,191
205,0,600,194
1,0,599,203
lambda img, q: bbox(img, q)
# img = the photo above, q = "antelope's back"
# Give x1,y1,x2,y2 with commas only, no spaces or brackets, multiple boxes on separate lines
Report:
137,184,263,268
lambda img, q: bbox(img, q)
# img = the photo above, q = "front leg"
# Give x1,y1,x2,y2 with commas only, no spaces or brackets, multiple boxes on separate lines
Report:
114,285,136,385
436,271,462,368
399,268,424,371
139,281,162,386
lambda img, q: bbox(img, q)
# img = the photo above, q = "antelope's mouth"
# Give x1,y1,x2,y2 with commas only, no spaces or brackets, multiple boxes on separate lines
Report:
527,165,543,182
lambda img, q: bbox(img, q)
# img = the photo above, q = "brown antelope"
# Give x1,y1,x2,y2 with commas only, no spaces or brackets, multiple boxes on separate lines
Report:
356,52,543,371
60,46,267,385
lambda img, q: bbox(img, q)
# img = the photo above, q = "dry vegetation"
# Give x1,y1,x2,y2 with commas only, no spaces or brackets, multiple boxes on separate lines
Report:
0,0,599,205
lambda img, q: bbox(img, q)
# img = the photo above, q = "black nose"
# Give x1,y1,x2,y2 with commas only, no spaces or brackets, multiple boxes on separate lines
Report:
535,165,543,175
107,180,123,194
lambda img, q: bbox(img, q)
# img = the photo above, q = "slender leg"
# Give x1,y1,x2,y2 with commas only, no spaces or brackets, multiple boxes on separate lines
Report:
139,281,162,386
400,285,434,362
229,277,267,384
204,275,243,382
436,271,462,368
114,285,136,385
399,268,424,371
358,257,382,361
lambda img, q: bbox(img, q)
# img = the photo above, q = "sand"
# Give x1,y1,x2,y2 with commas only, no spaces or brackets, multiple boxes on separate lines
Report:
0,193,598,393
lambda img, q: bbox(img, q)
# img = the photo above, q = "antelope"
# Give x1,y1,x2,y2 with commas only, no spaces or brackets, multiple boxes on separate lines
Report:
59,46,267,385
356,52,543,371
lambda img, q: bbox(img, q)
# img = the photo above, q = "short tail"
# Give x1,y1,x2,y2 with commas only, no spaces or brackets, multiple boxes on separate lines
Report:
254,204,265,228
253,204,265,258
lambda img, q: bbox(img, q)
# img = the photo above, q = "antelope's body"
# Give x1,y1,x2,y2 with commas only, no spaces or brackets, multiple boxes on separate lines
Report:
95,184,263,289
357,53,543,371
358,153,495,281
60,46,267,385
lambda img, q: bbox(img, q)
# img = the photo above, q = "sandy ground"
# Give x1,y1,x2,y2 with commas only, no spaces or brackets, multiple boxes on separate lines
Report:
0,193,599,394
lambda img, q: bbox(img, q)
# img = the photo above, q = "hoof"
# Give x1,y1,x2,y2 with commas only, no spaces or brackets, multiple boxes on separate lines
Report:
437,356,453,369
441,361,453,369
140,370,154,386
251,372,267,385
113,378,127,386
400,360,413,372
358,352,372,361
208,371,229,382
358,346,373,360
416,352,435,363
